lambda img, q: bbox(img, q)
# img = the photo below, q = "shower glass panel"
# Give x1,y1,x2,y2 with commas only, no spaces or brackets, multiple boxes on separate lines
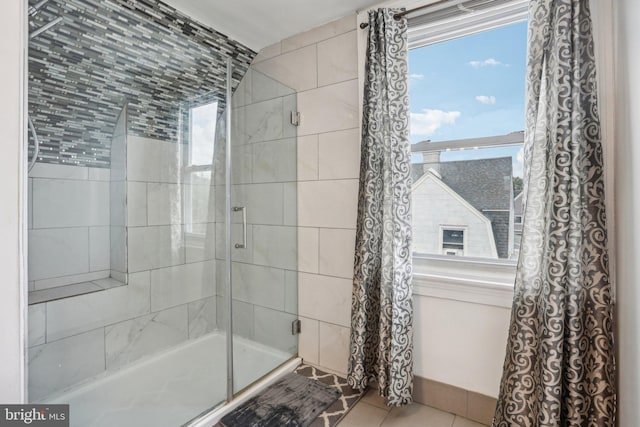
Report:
227,67,299,394
26,0,251,425
30,83,227,427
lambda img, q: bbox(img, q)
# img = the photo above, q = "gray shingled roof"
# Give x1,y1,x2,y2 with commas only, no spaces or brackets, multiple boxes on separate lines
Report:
439,157,512,211
412,156,514,258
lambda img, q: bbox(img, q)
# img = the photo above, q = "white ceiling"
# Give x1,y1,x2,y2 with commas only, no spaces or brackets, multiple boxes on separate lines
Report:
161,0,383,51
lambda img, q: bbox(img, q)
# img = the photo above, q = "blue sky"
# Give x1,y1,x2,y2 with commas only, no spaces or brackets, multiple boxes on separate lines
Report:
408,21,527,176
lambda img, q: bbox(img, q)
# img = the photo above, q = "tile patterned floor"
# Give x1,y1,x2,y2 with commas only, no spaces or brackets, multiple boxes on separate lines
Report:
338,388,488,427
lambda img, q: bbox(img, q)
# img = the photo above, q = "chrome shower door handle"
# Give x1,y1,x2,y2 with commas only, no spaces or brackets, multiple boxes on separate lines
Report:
232,206,247,249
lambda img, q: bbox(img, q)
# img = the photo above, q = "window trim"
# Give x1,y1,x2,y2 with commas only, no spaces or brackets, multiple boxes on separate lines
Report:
356,0,616,306
186,100,218,168
407,0,529,49
413,254,515,307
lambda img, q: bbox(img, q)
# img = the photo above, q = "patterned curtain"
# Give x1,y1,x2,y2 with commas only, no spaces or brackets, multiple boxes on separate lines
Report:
347,8,413,407
494,0,616,425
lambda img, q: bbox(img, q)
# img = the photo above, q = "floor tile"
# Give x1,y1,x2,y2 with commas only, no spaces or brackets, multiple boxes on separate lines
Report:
381,403,455,427
338,402,388,427
453,415,488,427
360,387,391,410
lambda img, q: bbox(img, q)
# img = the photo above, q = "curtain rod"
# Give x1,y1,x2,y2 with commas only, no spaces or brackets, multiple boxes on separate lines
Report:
359,0,455,29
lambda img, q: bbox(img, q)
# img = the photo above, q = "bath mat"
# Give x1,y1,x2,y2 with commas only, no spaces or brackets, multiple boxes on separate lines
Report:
295,365,367,427
219,372,341,427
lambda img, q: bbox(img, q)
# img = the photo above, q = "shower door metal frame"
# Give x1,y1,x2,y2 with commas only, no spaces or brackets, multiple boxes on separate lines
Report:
224,58,234,402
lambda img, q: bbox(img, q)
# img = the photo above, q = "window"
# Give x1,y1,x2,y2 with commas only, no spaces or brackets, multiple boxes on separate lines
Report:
442,227,465,256
184,101,218,233
408,0,527,265
188,102,218,167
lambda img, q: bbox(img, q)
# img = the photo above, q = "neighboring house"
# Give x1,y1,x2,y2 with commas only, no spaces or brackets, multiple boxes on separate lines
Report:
412,153,515,259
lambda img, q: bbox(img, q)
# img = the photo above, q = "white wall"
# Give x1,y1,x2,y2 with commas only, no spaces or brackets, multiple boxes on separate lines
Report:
614,0,640,424
412,174,498,258
0,0,26,403
414,296,511,397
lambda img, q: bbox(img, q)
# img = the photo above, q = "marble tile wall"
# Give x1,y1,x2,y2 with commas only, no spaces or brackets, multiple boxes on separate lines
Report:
251,15,360,375
29,329,106,401
28,134,218,401
28,163,112,290
211,67,299,357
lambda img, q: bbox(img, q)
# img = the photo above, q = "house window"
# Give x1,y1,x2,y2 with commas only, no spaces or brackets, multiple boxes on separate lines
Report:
184,101,218,233
188,101,218,166
408,0,527,264
442,228,465,256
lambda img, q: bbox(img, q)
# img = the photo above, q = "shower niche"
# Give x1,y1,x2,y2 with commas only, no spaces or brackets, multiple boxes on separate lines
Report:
27,104,130,305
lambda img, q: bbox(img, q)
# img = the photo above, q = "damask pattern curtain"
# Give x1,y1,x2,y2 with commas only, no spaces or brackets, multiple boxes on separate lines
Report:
347,9,413,407
494,0,616,425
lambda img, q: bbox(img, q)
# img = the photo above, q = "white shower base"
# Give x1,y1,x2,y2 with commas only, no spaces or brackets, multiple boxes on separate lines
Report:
46,331,293,427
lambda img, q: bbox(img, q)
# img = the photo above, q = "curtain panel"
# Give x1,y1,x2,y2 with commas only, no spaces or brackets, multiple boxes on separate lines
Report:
494,0,616,425
347,8,414,407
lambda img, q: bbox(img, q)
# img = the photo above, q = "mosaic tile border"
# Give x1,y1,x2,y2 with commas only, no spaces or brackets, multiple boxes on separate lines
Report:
28,0,256,167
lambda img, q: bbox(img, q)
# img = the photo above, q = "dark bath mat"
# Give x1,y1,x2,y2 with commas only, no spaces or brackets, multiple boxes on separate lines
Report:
294,365,366,427
219,372,341,427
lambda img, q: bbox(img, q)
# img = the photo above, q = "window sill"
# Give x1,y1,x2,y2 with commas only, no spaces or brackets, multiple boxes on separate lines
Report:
412,255,515,308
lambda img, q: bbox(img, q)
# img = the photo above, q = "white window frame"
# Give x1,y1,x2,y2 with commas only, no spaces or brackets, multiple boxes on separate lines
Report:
183,101,217,235
394,0,528,306
356,0,616,307
440,225,467,256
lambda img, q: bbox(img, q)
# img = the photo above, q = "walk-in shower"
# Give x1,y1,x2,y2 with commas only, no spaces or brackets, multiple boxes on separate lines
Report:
26,1,299,425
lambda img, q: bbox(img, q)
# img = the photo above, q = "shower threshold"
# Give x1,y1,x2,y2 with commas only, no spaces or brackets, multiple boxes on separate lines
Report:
186,357,302,427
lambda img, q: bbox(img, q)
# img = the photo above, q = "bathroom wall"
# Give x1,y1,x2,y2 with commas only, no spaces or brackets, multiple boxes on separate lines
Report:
27,135,217,401
252,14,512,401
212,67,299,355
27,164,111,291
250,15,361,374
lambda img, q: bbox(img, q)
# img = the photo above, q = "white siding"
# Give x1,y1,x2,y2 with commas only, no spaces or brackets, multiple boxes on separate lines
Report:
412,174,497,258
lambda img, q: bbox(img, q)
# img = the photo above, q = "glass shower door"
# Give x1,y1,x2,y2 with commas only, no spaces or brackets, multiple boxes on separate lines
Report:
227,67,299,394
